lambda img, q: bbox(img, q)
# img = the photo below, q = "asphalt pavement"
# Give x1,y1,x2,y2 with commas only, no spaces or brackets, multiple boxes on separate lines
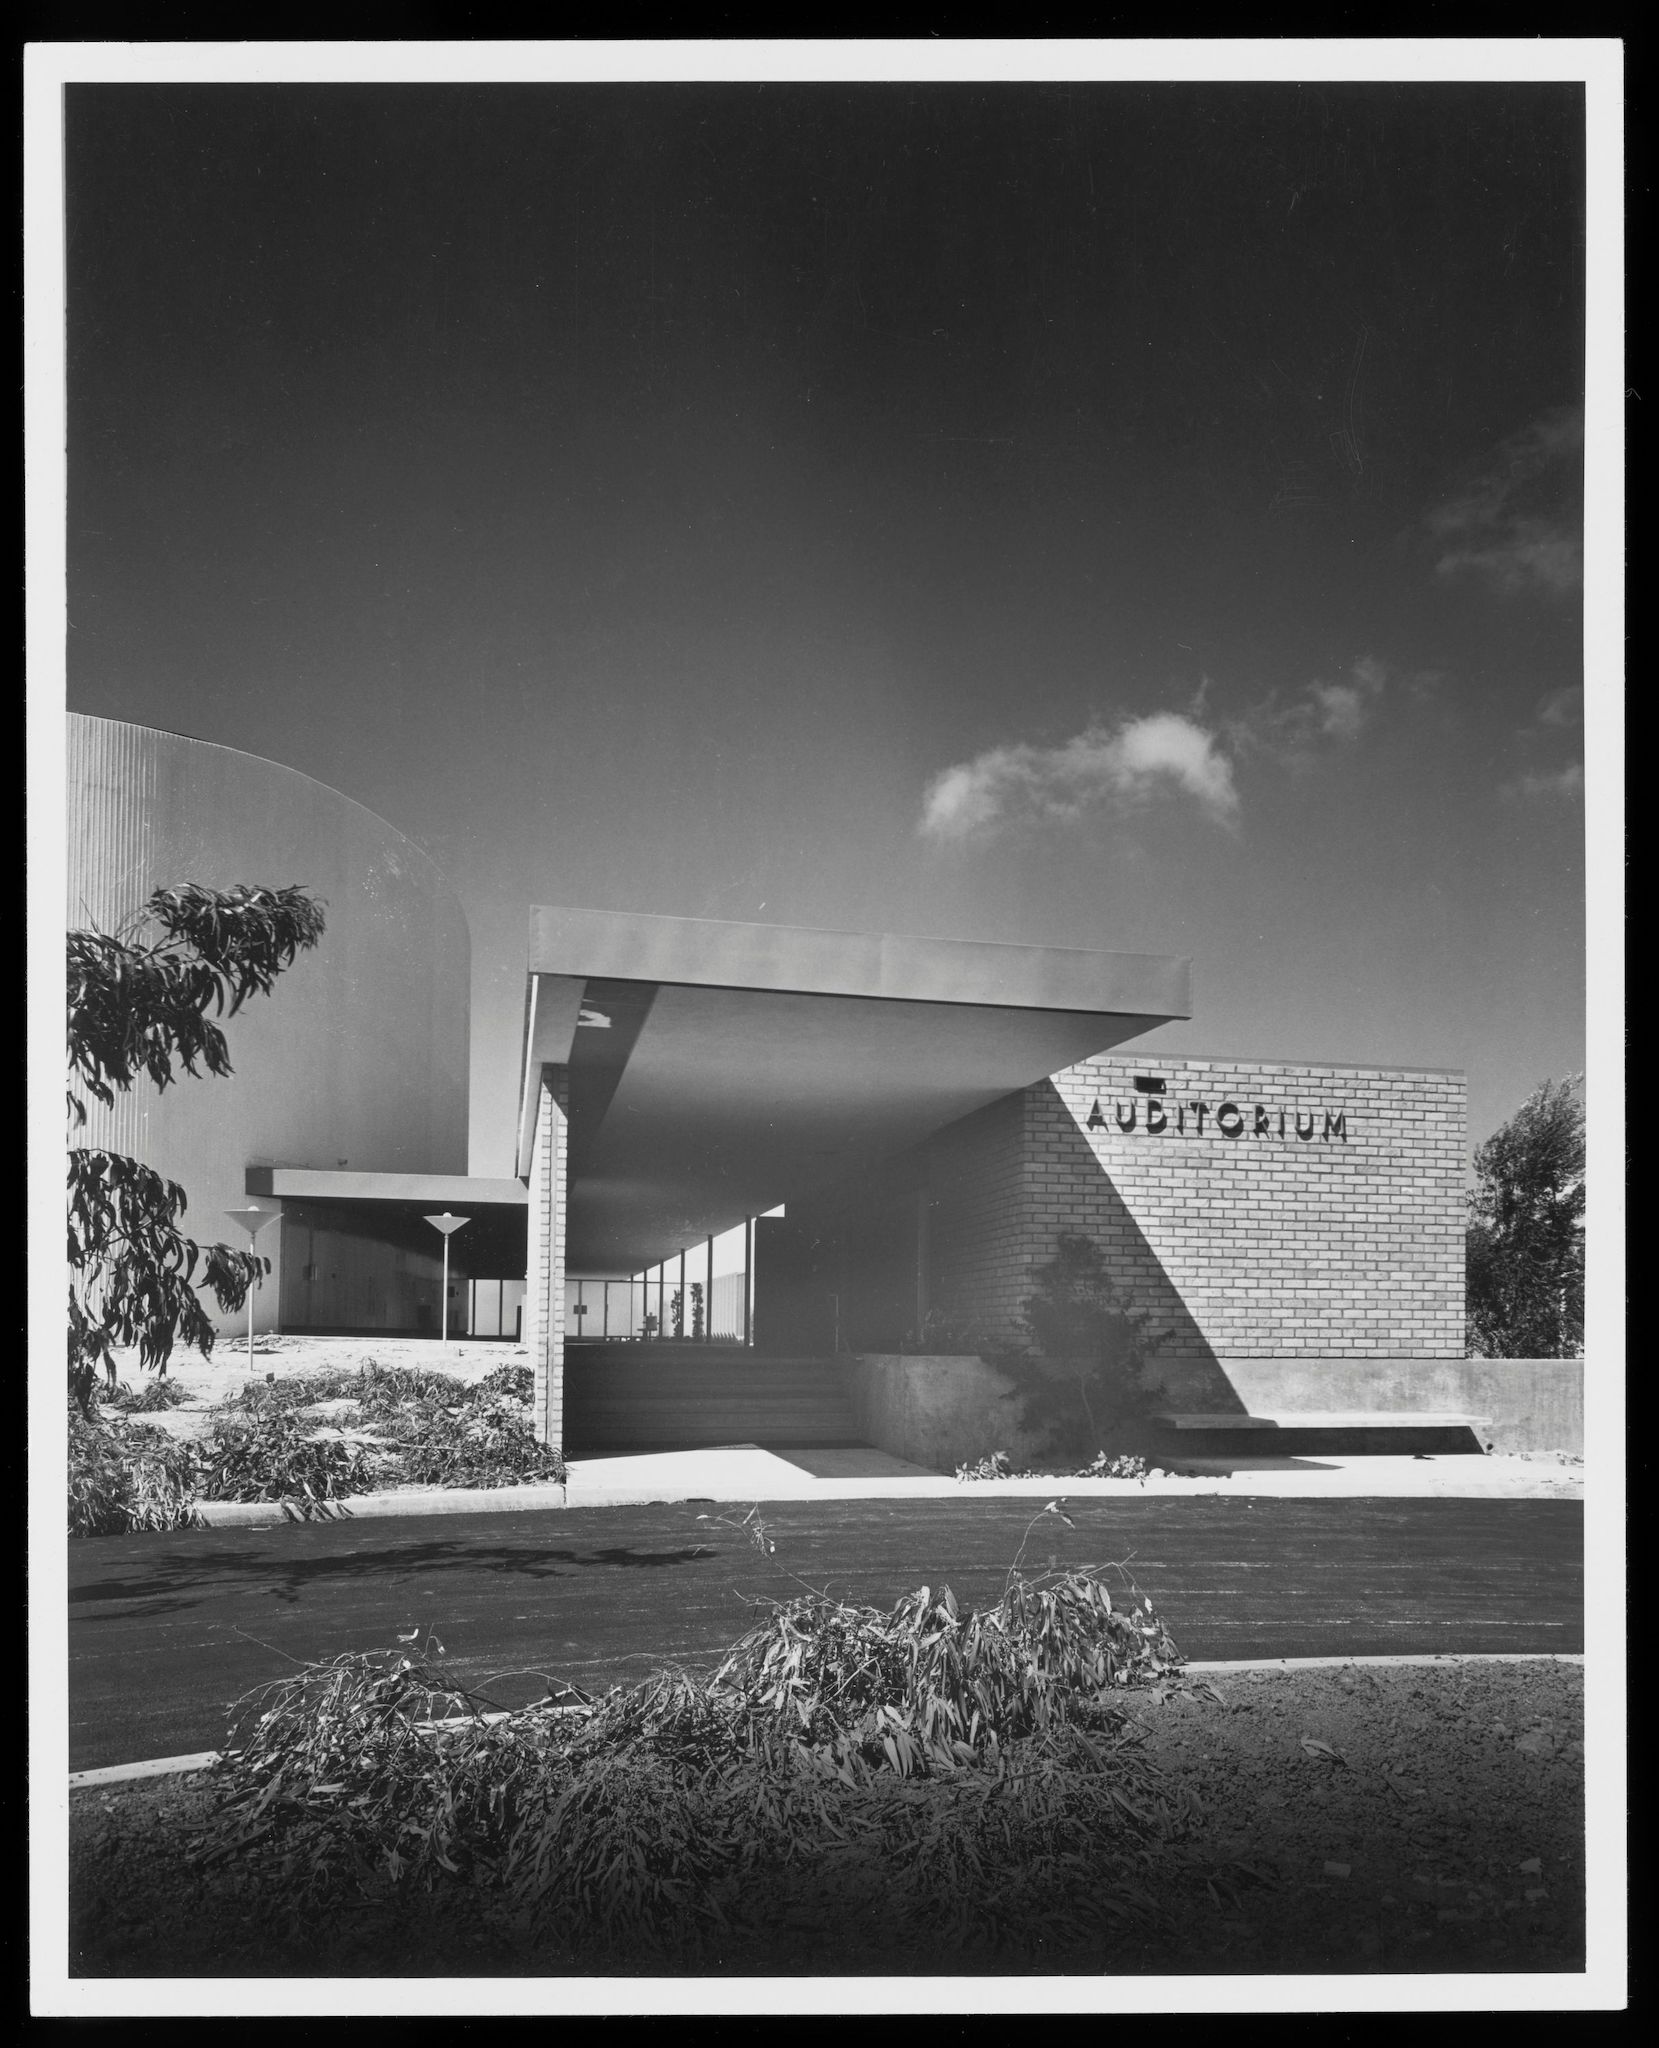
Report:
66,1493,1583,1772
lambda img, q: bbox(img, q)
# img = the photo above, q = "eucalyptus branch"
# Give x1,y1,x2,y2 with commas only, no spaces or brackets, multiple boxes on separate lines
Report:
66,882,325,1408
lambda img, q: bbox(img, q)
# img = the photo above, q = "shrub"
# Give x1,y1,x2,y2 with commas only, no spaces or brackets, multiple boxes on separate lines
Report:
68,1412,204,1535
711,1569,1180,1773
71,1360,568,1534
475,1362,535,1403
201,1565,1186,1958
195,1409,374,1519
1003,1234,1168,1462
103,1376,192,1414
956,1450,1018,1482
227,1360,463,1418
379,1397,567,1491
224,1362,567,1490
955,1448,1152,1483
903,1244,1169,1459
1080,1450,1151,1481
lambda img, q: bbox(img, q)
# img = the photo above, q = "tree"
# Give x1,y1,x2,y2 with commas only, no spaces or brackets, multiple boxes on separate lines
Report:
1012,1233,1167,1457
67,882,327,1414
1465,1075,1585,1358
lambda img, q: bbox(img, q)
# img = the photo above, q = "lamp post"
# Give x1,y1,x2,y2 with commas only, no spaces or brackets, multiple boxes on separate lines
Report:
223,1207,278,1374
423,1212,470,1345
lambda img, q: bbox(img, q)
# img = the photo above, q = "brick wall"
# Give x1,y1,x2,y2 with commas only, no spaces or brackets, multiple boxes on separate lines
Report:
525,1064,570,1446
925,1092,1027,1335
927,1054,1466,1361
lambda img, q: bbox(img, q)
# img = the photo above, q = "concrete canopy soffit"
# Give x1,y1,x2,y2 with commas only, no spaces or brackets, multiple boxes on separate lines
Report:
515,907,1191,1276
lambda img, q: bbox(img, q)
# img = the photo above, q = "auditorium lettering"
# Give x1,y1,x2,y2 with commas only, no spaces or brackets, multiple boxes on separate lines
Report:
1084,1098,1349,1141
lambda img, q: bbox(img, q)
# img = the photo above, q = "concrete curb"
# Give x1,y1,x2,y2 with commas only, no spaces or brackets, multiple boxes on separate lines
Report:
193,1482,569,1527
68,1653,1586,1789
1179,1653,1584,1674
71,1752,223,1789
188,1459,1584,1526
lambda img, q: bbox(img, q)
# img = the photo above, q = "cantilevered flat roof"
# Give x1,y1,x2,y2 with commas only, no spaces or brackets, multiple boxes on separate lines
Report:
244,1168,530,1279
247,1170,527,1206
517,907,1190,1275
526,904,1187,1015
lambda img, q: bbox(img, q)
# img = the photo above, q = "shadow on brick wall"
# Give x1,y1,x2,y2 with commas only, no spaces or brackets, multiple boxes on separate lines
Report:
1035,1081,1247,1414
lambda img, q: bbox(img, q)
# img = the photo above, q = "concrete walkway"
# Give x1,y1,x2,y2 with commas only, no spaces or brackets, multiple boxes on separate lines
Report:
186,1439,1583,1527
108,1339,1583,1527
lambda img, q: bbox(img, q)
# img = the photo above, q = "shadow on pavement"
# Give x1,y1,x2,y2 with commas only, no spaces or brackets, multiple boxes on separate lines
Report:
69,1538,724,1617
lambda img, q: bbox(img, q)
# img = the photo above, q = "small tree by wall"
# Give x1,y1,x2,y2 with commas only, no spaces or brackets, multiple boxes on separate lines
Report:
1010,1233,1168,1459
67,882,326,1413
1465,1075,1585,1359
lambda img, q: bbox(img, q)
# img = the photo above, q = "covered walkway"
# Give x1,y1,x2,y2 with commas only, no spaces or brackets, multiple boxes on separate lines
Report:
518,905,1189,1448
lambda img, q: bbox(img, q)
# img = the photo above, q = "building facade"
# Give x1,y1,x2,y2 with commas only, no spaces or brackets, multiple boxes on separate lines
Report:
68,718,1469,1444
68,714,476,1336
757,1053,1467,1403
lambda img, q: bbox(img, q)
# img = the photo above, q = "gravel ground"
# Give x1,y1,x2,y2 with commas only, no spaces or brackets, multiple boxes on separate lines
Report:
95,1339,526,1442
67,1657,1583,1981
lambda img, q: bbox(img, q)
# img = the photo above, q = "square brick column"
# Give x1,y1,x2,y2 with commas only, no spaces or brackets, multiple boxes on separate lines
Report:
525,1063,570,1448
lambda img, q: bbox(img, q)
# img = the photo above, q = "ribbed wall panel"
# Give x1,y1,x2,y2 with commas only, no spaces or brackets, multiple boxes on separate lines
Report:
67,717,159,1162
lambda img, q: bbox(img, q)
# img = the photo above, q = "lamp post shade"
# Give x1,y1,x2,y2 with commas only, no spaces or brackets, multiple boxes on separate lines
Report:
223,1208,278,1370
423,1213,471,1344
224,1208,278,1239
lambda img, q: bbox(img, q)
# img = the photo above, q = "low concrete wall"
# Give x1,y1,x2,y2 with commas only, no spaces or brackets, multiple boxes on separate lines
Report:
1207,1357,1583,1454
847,1353,1584,1464
843,1355,1049,1474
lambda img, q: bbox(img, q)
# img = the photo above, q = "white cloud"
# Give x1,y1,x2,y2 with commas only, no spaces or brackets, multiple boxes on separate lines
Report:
1504,762,1585,801
1229,656,1390,764
1112,712,1240,813
1535,686,1583,728
1428,406,1583,597
1508,685,1584,786
1309,681,1368,742
1436,527,1582,595
919,656,1409,842
918,711,1239,840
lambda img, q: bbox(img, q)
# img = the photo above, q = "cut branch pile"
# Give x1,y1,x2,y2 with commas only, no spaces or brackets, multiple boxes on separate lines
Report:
69,1362,565,1535
199,1565,1188,1959
68,1413,205,1535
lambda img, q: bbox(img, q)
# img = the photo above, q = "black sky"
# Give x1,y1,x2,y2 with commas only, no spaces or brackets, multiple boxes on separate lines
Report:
64,82,1588,1161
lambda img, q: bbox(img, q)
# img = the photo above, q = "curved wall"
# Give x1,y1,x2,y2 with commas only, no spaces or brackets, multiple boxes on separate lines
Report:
68,716,471,1335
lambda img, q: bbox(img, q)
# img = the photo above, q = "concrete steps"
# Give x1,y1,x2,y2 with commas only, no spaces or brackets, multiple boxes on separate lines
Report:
563,1347,858,1453
1151,1410,1492,1456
